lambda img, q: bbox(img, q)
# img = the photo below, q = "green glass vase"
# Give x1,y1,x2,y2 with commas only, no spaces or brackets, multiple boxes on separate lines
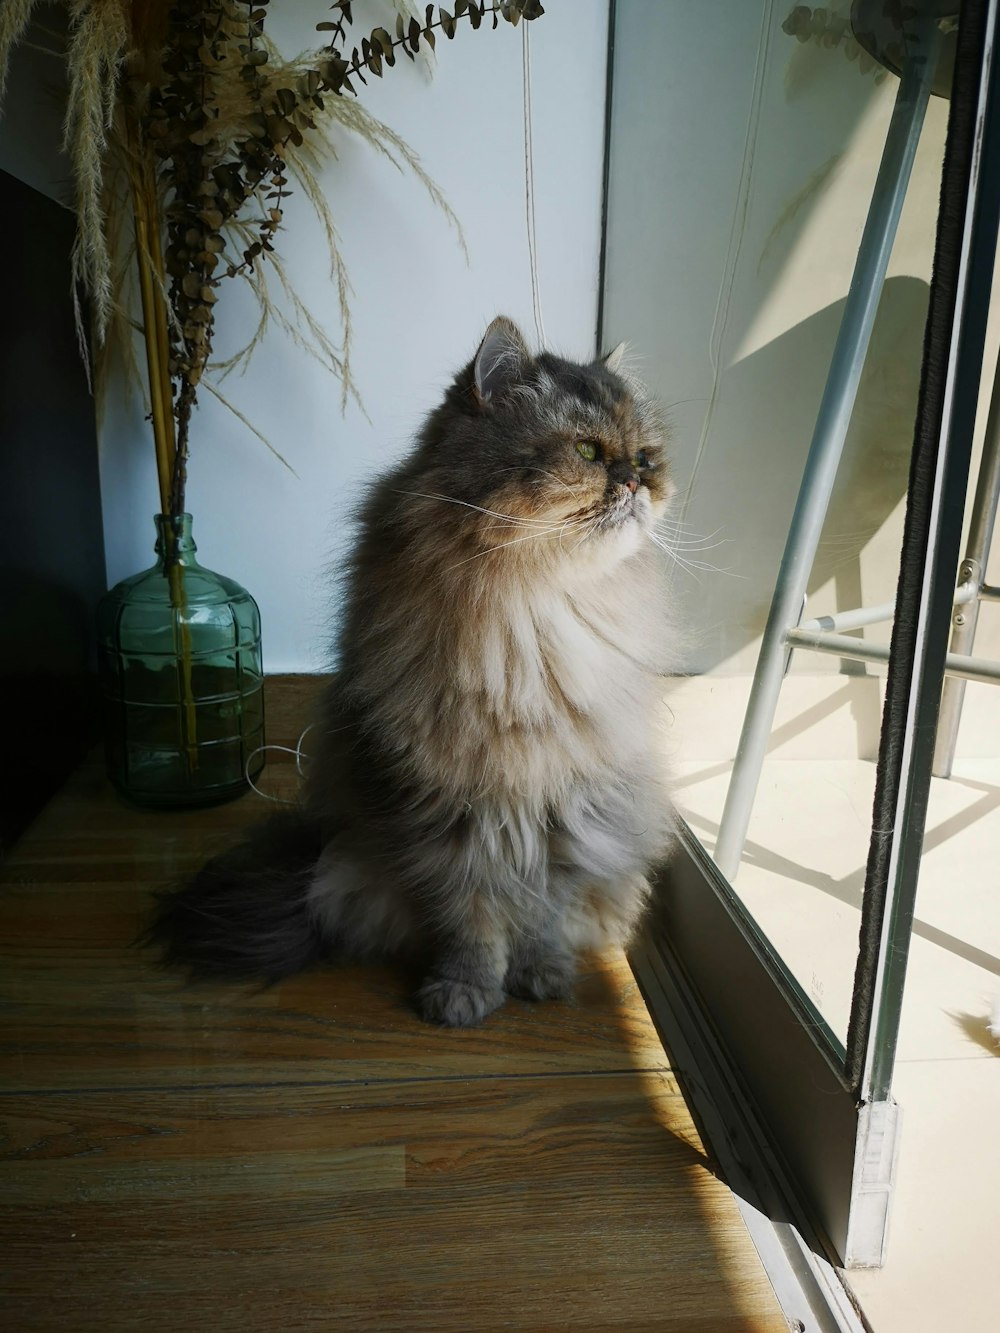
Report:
96,513,265,807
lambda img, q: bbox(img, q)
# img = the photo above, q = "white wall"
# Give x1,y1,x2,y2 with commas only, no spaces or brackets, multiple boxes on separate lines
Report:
96,0,610,672
602,0,951,679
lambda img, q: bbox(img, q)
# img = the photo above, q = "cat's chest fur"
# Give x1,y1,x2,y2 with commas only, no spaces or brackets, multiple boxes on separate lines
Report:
417,560,663,801
465,585,630,718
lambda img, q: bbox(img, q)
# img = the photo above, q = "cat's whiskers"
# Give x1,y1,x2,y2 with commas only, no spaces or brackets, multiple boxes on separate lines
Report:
655,521,726,548
556,517,586,554
654,532,729,553
393,489,560,529
648,532,706,584
490,464,578,498
443,526,576,572
480,516,588,538
647,530,746,581
569,515,602,555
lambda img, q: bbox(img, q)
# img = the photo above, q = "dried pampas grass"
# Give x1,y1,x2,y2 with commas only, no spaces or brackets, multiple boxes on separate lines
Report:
2,0,134,351
63,0,129,348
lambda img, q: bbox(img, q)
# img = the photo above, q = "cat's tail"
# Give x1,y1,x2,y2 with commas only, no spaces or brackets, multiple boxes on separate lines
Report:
144,809,327,982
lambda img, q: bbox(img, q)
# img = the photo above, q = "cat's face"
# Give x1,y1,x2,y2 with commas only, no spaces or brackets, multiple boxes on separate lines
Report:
417,317,671,568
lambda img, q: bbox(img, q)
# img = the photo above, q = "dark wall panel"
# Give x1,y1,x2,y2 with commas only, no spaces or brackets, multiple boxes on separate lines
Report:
0,169,107,849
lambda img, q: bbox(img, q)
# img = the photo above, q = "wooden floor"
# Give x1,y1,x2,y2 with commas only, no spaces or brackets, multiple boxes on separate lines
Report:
0,678,785,1331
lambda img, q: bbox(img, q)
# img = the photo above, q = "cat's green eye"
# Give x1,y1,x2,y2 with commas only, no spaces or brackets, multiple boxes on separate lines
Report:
576,440,600,462
634,449,650,470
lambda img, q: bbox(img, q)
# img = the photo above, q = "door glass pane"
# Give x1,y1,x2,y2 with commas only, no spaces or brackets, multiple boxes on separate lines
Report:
603,1,953,1050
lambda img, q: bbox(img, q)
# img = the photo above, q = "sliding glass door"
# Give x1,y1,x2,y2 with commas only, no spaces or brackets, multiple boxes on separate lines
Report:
603,0,1000,1266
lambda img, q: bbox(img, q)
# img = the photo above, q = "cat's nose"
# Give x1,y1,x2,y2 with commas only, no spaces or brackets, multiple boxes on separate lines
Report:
608,460,639,492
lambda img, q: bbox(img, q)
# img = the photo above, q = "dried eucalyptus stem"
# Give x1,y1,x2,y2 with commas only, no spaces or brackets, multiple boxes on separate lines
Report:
147,0,543,515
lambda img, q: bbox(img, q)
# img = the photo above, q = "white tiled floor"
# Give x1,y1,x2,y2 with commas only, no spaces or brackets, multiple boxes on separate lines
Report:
675,749,1000,1332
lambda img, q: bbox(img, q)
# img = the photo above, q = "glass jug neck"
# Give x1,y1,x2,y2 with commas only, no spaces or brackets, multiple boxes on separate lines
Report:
154,513,199,566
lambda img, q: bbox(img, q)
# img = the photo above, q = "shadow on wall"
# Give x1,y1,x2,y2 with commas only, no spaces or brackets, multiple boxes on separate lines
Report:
667,273,930,673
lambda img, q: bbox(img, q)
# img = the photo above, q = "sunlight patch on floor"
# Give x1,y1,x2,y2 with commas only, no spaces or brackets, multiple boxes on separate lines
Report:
675,731,1000,1333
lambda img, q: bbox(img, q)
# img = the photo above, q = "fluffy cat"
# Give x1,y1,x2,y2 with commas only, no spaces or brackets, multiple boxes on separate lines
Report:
151,316,677,1026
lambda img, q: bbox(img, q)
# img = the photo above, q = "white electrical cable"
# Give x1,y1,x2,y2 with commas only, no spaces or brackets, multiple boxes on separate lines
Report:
244,723,314,804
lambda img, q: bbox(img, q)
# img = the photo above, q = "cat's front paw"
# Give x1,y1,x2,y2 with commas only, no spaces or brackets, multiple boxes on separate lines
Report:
416,976,505,1028
506,952,576,1002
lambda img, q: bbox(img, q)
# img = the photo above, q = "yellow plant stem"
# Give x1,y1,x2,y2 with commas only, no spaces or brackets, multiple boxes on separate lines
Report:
168,561,199,776
125,113,199,770
125,115,175,515
146,196,175,488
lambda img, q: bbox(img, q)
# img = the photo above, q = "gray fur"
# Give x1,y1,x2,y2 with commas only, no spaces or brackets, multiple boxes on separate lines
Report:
152,316,677,1026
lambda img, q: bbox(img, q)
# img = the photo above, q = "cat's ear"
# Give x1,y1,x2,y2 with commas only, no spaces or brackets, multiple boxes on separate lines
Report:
473,316,530,405
602,341,627,373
